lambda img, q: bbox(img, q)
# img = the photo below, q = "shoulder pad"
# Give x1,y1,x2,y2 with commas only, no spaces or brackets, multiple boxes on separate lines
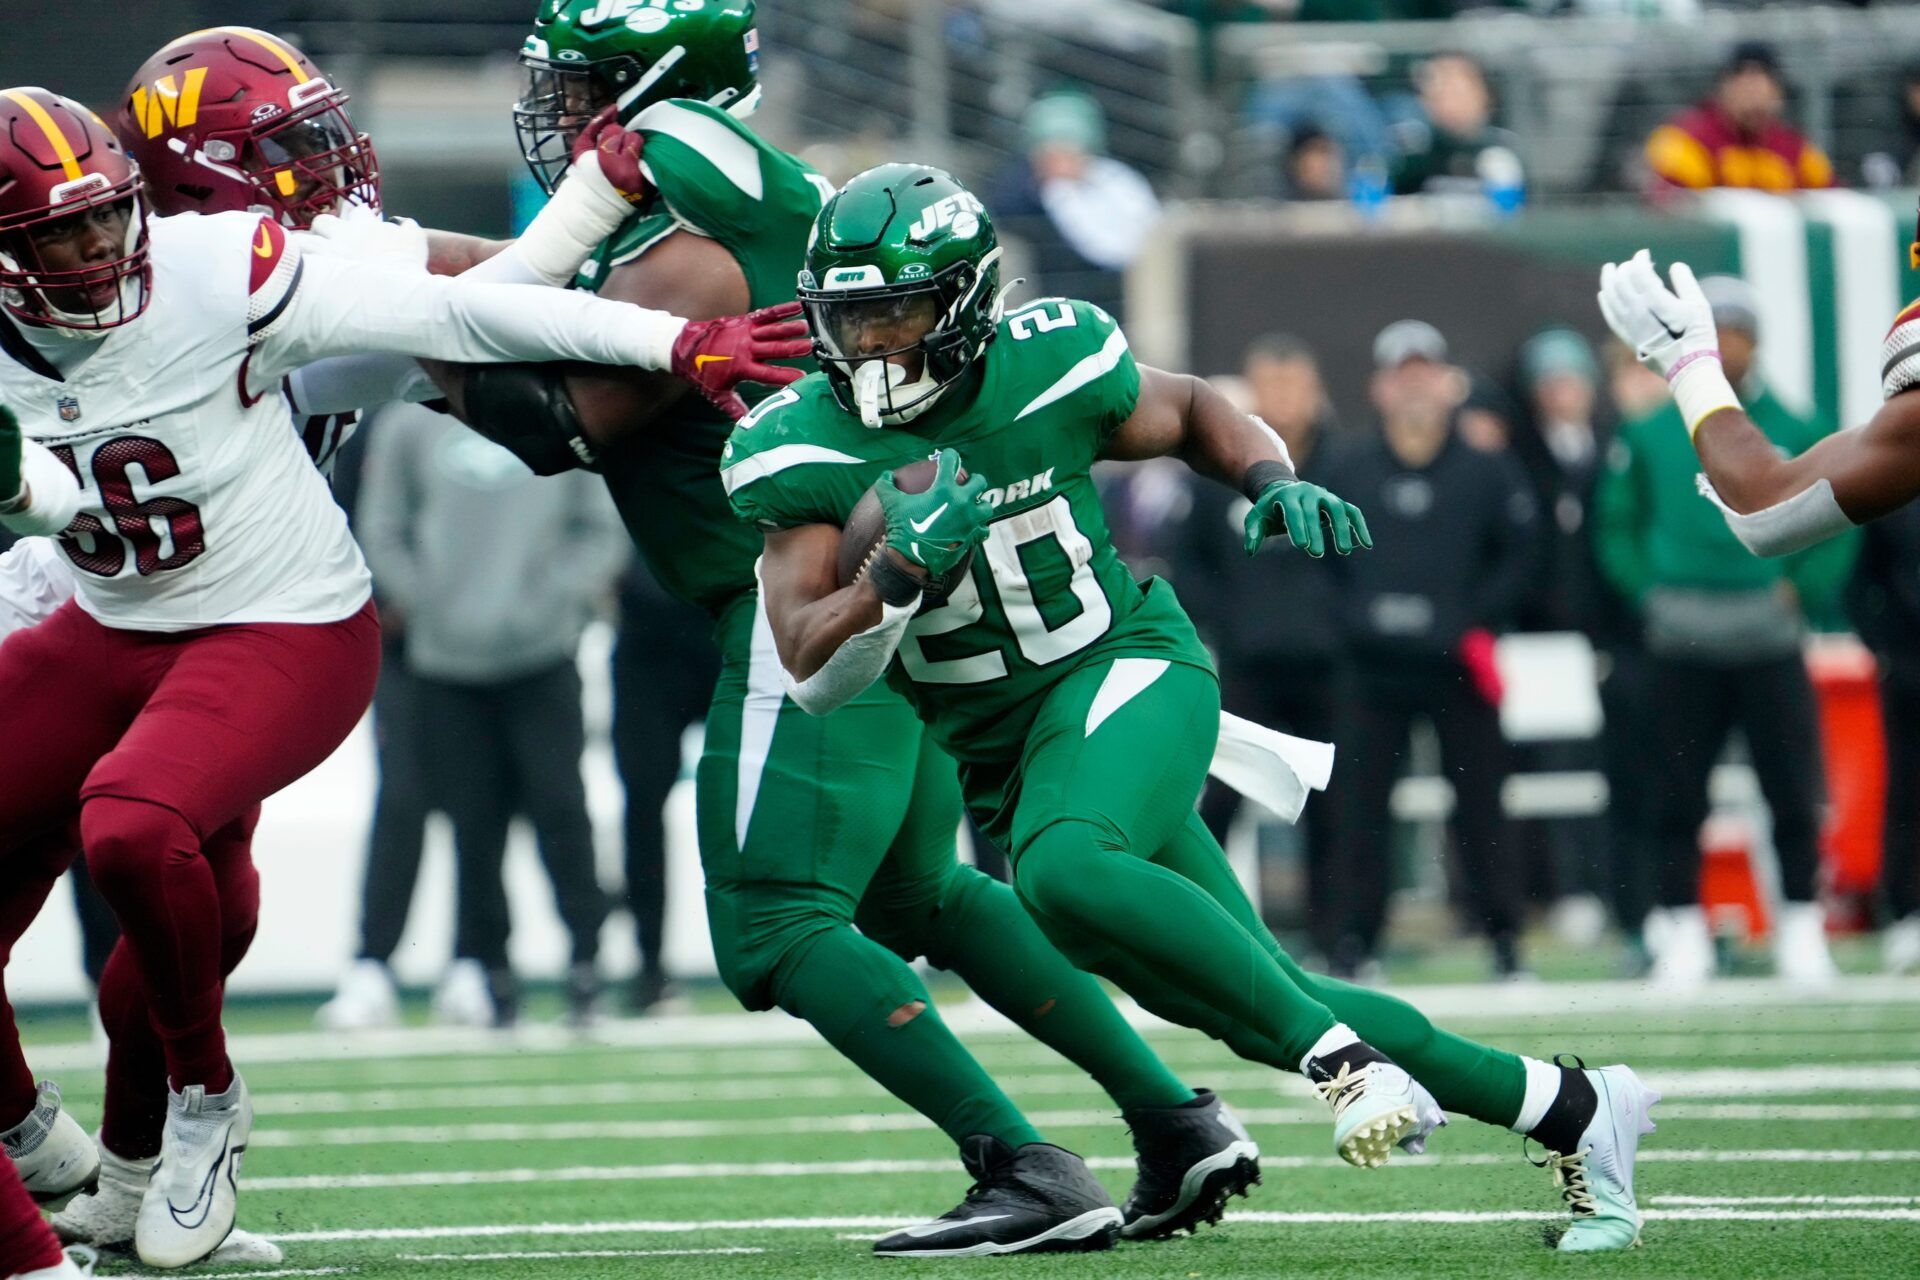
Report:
1882,298,1920,401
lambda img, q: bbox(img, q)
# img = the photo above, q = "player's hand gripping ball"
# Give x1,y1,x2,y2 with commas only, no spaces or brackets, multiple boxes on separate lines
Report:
875,448,992,580
1245,478,1372,558
839,451,984,607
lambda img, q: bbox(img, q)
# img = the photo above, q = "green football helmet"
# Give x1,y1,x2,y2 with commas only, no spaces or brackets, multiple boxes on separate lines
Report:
799,164,1004,428
514,0,760,193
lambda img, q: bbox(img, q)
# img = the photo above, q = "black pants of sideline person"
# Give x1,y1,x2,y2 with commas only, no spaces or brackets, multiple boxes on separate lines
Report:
1648,652,1823,908
1882,674,1920,922
611,588,719,984
418,659,609,971
1200,655,1339,953
1331,655,1522,965
1598,644,1659,934
354,628,433,967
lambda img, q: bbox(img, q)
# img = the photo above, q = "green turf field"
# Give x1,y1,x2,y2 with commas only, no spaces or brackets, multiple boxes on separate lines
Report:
20,973,1920,1279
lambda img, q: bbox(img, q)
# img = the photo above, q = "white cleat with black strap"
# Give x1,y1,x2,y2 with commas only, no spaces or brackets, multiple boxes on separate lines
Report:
134,1073,253,1269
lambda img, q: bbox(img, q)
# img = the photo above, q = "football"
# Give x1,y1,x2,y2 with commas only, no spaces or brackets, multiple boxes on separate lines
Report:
837,457,974,607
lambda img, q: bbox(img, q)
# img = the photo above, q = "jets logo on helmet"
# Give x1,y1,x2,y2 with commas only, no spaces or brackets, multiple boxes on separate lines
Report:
514,0,762,194
798,164,1004,429
115,27,380,228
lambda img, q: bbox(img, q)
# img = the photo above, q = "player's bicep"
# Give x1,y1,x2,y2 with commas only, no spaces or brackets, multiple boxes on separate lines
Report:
1100,366,1193,461
563,231,751,447
1814,393,1920,524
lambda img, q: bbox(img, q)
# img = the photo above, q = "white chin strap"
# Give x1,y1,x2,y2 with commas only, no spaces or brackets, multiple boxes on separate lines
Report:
852,359,943,428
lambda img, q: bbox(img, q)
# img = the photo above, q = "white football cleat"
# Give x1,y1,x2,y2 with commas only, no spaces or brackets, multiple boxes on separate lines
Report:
50,1141,150,1248
1886,914,1920,975
1647,905,1714,988
431,959,496,1028
1311,1060,1441,1169
1542,1064,1660,1252
1773,902,1839,988
1,1082,100,1211
316,959,400,1032
135,1074,252,1268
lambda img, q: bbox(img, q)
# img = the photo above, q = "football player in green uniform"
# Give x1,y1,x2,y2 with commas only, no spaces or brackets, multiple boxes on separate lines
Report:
431,1,1264,1257
729,163,1661,1254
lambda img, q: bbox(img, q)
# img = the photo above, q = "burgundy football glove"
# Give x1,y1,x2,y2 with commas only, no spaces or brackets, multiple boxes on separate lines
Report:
670,301,813,419
570,106,650,205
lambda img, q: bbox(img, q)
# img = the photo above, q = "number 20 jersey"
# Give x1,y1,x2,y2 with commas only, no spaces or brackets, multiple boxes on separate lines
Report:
0,211,370,632
723,297,1213,765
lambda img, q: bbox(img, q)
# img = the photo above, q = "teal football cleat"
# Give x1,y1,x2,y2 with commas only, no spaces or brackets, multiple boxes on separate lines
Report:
1540,1064,1660,1252
1309,1056,1444,1169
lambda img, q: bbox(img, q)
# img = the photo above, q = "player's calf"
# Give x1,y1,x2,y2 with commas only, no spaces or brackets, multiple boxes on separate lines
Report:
872,1137,1121,1258
1302,1026,1446,1169
0,1082,98,1211
1119,1088,1261,1239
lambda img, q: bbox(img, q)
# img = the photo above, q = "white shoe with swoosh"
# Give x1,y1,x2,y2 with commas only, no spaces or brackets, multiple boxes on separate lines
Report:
135,1073,252,1269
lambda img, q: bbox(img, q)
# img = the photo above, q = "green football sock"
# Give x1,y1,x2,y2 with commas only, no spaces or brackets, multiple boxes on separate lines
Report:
1149,813,1527,1128
1014,819,1339,1067
770,924,1043,1149
927,866,1194,1111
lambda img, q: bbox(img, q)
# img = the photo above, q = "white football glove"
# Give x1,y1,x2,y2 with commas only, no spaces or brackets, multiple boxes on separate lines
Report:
300,212,429,269
1597,249,1717,378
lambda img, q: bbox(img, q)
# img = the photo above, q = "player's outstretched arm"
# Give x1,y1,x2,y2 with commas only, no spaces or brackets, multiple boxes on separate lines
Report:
758,449,990,713
1104,365,1372,557
1599,249,1920,555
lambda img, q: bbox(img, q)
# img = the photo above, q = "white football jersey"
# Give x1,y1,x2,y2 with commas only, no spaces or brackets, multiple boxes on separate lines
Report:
0,537,75,640
0,211,369,632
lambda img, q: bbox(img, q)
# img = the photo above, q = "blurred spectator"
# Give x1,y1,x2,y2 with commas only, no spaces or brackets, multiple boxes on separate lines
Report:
1861,61,1920,189
1844,507,1920,974
1283,127,1348,202
1457,374,1518,454
1318,320,1538,979
1389,52,1526,205
611,564,719,1014
1591,277,1853,988
1180,338,1346,947
1644,42,1834,193
359,404,628,1028
991,89,1160,321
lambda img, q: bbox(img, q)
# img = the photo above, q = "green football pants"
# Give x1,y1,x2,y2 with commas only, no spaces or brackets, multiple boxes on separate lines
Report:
696,598,1192,1149
1000,655,1525,1128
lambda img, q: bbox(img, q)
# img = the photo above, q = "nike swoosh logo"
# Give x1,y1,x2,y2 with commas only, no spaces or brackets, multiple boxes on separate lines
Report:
253,227,274,259
694,354,733,371
1659,320,1684,342
909,503,949,534
899,1213,1013,1238
166,1128,232,1231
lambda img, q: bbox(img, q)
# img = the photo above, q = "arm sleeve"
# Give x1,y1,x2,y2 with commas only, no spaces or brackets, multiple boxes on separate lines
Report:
1469,454,1540,628
1591,430,1652,604
0,440,83,537
354,414,425,611
247,236,685,389
284,354,440,417
0,538,76,638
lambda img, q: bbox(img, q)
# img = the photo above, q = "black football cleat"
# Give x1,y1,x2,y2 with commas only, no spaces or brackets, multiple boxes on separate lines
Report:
1120,1088,1262,1239
872,1136,1122,1258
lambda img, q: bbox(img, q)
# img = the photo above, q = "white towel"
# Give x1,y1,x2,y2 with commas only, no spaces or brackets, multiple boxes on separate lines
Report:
1209,711,1335,824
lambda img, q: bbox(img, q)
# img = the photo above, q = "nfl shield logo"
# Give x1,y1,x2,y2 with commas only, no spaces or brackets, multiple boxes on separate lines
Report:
56,395,80,423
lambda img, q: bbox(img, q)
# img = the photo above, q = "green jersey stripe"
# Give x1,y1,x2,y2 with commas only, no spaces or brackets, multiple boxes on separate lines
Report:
722,443,866,496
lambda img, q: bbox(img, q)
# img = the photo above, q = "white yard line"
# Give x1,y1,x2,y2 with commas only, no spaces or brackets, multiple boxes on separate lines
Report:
243,1147,1920,1192
265,1205,1920,1244
25,977,1920,1073
112,1270,348,1280
398,1249,764,1261
1654,1195,1920,1206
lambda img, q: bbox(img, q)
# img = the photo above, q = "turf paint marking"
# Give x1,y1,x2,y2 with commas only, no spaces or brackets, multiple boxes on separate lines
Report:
399,1249,765,1261
263,1207,1920,1245
243,1148,1920,1193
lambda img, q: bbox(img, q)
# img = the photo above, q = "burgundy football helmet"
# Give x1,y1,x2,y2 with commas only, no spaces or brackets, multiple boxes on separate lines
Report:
0,87,151,332
117,26,379,228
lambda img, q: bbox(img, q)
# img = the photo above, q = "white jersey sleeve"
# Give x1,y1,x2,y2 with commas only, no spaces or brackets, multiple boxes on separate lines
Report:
0,537,76,639
244,229,689,392
1883,298,1920,401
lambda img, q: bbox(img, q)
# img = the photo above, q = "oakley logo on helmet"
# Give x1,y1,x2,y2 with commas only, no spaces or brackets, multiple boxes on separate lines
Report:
907,192,986,243
130,70,208,138
898,263,931,280
249,102,281,123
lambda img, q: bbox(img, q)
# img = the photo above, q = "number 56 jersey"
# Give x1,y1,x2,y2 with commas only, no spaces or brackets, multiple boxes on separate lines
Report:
0,211,370,632
723,296,1213,765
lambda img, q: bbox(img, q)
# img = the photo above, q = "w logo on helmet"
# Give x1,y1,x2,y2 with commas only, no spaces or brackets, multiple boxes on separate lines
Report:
130,69,208,138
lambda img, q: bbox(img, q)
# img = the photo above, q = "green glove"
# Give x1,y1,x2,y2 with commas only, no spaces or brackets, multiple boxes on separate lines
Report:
0,406,21,507
1244,479,1373,558
878,447,992,576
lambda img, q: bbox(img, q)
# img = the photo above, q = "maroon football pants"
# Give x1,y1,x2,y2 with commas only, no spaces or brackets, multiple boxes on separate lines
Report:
0,1149,63,1276
0,599,378,1097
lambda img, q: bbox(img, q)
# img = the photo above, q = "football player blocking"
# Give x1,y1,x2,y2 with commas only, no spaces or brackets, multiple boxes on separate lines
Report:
731,164,1660,1254
437,0,1270,1255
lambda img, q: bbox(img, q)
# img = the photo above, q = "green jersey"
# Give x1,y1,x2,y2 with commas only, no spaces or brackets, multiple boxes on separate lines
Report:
576,98,831,614
723,297,1213,764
